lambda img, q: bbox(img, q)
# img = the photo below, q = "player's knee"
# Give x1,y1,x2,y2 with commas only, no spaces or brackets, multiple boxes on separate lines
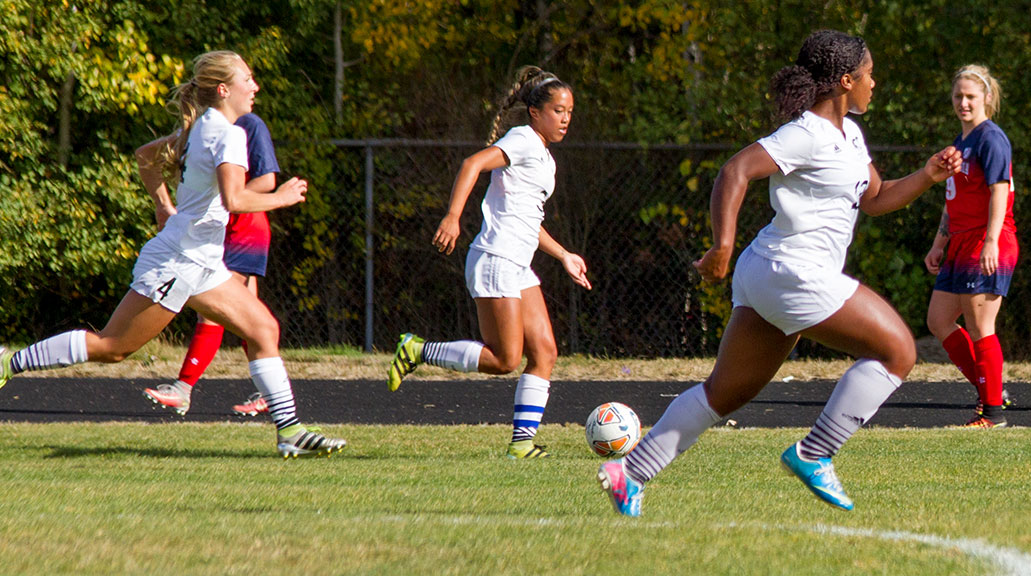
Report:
493,353,523,374
244,314,280,351
883,336,916,379
526,343,557,371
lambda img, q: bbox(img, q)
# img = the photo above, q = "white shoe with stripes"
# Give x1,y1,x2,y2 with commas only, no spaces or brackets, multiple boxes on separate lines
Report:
277,427,348,459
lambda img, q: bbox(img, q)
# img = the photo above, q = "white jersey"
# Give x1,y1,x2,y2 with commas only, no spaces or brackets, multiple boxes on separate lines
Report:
154,107,249,268
751,111,872,272
469,125,555,267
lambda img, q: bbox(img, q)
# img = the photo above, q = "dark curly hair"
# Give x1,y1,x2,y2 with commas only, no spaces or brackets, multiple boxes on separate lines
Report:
486,66,571,145
770,30,868,121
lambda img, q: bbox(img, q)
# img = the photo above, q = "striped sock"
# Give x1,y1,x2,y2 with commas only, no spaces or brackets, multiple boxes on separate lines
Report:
799,359,901,460
10,330,89,374
422,340,483,372
624,384,720,484
248,357,300,431
511,373,549,443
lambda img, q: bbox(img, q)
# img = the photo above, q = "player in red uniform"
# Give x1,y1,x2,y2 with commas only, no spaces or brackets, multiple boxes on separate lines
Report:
925,65,1016,428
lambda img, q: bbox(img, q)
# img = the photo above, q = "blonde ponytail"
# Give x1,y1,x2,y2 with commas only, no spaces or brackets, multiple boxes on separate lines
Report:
159,50,245,171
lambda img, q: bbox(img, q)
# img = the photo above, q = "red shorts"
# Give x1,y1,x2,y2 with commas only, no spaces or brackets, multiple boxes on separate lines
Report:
934,228,1018,296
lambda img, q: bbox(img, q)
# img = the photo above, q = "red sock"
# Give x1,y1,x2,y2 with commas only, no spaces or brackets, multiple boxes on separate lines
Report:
941,328,978,388
973,335,1004,406
177,323,225,386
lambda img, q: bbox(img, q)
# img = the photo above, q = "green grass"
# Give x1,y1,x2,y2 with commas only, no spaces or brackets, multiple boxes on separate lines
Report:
0,423,1028,575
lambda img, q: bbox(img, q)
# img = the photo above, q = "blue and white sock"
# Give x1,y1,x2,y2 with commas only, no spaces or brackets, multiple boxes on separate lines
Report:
248,357,300,431
799,358,902,460
511,373,550,443
624,383,720,484
422,340,483,372
10,330,89,373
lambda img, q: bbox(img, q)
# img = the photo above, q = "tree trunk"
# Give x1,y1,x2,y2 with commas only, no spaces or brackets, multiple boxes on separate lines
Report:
58,72,75,168
334,1,344,126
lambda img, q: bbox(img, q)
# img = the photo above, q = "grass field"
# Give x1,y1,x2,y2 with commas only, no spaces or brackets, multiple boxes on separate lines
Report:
1,422,1028,575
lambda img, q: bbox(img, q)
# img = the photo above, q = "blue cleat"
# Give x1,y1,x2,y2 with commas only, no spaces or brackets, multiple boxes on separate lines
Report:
781,443,853,511
597,458,644,517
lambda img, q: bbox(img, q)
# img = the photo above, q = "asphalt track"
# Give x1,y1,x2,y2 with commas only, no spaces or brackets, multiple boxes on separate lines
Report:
0,377,1027,428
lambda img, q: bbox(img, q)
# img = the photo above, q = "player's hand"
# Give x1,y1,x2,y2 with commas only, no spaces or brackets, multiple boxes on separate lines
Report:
980,240,999,276
562,252,592,290
155,203,176,231
924,246,944,274
692,246,733,283
275,177,308,208
432,214,461,255
925,146,962,183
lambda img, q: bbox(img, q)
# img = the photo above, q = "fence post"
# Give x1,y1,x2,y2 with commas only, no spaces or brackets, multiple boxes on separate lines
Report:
364,145,375,352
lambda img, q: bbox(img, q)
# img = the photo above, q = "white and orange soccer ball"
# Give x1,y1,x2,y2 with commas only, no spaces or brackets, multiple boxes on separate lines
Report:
585,402,641,458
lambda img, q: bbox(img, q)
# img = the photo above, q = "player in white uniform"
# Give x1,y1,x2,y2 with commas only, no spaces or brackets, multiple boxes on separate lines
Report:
0,51,346,459
386,66,592,459
598,30,962,515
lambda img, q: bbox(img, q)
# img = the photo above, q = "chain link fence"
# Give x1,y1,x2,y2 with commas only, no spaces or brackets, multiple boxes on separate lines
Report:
258,139,1031,359
261,139,771,357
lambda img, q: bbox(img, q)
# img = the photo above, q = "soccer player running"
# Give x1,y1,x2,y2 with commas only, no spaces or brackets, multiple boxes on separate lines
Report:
924,65,1016,429
386,66,592,459
141,112,280,417
0,51,346,459
597,30,962,515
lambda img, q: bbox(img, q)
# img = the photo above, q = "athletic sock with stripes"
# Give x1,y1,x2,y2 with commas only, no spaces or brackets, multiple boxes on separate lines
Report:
10,330,89,374
177,323,225,386
422,340,483,372
248,357,300,431
798,358,901,460
511,373,549,443
624,384,721,484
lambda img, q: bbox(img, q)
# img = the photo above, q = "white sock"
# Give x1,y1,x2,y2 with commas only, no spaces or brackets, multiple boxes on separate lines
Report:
799,358,902,460
248,357,299,430
512,373,550,442
624,384,720,483
422,340,483,372
11,330,89,373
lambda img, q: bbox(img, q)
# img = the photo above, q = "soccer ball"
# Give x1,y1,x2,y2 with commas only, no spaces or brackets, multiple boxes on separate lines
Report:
585,402,641,458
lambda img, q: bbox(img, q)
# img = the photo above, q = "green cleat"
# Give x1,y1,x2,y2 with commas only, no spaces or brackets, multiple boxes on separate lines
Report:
0,347,15,391
507,440,550,459
277,427,348,459
387,333,424,392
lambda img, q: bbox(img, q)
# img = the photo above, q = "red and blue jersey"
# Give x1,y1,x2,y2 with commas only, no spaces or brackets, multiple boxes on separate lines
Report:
223,113,280,277
944,119,1015,235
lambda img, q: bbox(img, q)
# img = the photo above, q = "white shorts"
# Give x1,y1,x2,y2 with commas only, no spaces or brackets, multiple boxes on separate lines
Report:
465,248,540,299
130,237,233,313
731,245,859,335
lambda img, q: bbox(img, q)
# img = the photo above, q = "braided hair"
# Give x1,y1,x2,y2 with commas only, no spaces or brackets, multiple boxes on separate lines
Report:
770,30,868,121
486,66,571,145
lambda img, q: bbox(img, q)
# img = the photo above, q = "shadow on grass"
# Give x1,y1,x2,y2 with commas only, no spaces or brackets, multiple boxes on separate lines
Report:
42,445,273,459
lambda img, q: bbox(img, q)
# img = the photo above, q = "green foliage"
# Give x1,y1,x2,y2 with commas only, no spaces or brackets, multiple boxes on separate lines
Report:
4,0,1031,355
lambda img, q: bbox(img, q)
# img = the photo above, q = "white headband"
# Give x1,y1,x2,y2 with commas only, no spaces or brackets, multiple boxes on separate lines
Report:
961,71,992,95
532,77,560,93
